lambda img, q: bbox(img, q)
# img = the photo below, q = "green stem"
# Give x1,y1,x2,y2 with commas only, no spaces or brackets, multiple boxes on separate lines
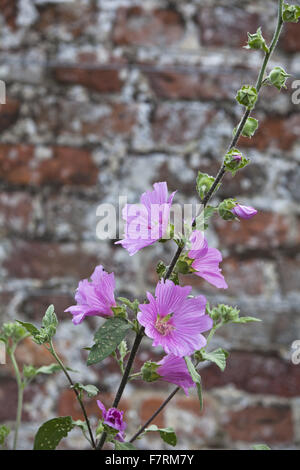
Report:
10,348,24,450
48,339,96,449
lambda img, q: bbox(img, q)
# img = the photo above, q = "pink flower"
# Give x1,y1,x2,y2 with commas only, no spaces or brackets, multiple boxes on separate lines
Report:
137,280,213,357
188,231,228,289
115,182,176,256
65,265,116,325
231,203,257,219
97,400,126,442
157,354,196,396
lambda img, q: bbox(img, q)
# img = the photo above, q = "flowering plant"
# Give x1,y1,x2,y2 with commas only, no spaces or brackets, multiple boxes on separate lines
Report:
0,0,296,451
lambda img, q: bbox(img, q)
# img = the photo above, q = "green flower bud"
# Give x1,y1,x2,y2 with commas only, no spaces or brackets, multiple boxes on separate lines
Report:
236,85,258,109
218,198,237,221
245,27,269,53
267,66,291,90
196,172,215,200
224,149,250,176
209,304,240,323
1,322,27,344
282,3,300,22
241,117,259,138
141,361,160,382
23,365,37,379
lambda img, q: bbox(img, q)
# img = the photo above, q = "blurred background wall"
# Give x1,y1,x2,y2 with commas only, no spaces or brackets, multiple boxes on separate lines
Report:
0,0,300,449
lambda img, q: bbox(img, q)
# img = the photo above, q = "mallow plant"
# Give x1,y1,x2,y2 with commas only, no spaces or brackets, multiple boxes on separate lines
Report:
0,0,296,451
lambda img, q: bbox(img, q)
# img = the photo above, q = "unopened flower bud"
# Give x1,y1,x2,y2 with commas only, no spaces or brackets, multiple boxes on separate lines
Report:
218,199,237,221
282,3,300,22
224,149,249,176
268,66,291,90
236,85,258,109
231,203,258,219
196,172,215,200
245,27,269,52
141,361,160,382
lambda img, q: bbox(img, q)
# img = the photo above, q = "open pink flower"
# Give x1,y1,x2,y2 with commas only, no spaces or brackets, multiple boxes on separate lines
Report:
65,265,116,325
188,231,228,289
231,203,257,219
115,182,176,256
157,354,196,396
137,280,212,357
97,400,126,442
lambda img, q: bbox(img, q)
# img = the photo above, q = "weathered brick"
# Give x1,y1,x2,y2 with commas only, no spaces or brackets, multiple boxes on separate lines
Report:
0,145,98,186
21,293,75,322
0,191,34,235
239,115,300,151
282,23,300,53
3,241,98,280
0,0,18,30
278,255,300,295
113,7,184,47
197,6,259,48
53,66,124,94
223,404,293,443
213,212,293,250
202,351,300,398
146,68,255,101
139,397,166,428
0,99,20,132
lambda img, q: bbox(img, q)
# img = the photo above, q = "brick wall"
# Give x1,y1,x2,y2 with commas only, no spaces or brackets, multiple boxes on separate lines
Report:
0,0,300,450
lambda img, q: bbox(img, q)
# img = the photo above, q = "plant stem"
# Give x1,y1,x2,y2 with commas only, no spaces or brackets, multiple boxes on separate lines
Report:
129,386,180,443
48,339,96,449
96,327,145,449
127,0,285,442
10,348,23,450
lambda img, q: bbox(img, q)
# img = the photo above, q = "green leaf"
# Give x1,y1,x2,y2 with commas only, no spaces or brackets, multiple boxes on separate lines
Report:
33,416,74,450
200,348,229,372
232,316,261,324
16,321,40,337
114,441,137,450
144,425,177,447
184,356,203,410
252,444,271,450
87,317,131,366
73,383,99,398
35,364,62,375
0,425,10,446
42,305,58,329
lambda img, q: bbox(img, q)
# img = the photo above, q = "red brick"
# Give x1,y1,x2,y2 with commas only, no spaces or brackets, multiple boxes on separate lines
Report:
35,2,97,39
53,67,123,94
146,68,255,101
113,7,184,47
213,212,292,250
197,7,259,48
0,0,18,29
0,99,20,132
3,241,98,280
0,192,34,235
0,145,98,186
139,397,165,428
282,23,300,53
223,404,293,443
202,351,300,398
239,115,300,151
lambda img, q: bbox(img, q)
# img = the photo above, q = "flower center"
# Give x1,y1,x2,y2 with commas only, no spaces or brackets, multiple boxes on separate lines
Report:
155,314,174,336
